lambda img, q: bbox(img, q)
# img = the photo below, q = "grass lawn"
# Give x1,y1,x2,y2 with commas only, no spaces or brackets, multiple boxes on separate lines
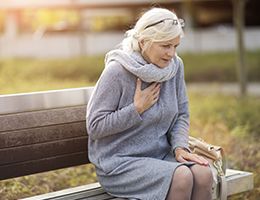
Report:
0,50,259,94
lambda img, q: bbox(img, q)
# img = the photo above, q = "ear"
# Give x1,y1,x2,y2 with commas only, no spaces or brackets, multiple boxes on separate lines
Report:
139,39,145,50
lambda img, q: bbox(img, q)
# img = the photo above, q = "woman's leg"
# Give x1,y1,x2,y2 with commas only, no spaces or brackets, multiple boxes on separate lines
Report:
166,165,193,200
190,164,213,200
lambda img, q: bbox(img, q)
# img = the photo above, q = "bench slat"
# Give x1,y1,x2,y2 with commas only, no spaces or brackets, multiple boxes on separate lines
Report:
0,87,93,115
0,106,86,132
0,136,87,165
37,191,113,200
21,183,105,200
226,169,254,196
0,121,86,148
0,152,89,180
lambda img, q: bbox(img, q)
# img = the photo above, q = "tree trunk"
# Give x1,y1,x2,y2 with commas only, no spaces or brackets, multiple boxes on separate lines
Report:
232,0,247,96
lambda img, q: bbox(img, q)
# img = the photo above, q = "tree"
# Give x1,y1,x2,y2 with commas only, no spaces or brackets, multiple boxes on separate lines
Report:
232,0,247,96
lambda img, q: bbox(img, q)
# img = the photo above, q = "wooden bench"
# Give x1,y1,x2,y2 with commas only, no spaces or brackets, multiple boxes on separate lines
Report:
0,87,254,200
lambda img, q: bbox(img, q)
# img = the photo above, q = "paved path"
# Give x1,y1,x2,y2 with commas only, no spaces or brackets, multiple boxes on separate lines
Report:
187,82,260,97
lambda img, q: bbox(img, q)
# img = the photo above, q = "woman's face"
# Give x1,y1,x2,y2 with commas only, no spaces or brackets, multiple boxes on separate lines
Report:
140,36,180,68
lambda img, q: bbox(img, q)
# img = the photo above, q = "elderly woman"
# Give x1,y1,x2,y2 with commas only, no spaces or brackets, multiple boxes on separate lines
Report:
87,7,213,200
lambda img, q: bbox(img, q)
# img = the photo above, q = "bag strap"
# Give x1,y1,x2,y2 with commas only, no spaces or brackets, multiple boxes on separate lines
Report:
214,160,225,176
214,159,227,199
218,175,227,200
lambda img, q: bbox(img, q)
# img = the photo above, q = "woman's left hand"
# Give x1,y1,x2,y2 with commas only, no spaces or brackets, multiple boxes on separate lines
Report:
175,147,209,166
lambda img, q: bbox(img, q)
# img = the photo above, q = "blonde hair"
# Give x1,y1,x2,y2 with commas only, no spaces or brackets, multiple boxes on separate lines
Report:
121,7,184,53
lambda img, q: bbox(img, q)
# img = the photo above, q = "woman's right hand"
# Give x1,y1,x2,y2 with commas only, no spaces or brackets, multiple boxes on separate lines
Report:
175,147,209,166
134,78,161,114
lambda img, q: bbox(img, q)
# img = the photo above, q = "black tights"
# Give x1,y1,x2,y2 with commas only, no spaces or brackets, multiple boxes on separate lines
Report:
166,165,213,200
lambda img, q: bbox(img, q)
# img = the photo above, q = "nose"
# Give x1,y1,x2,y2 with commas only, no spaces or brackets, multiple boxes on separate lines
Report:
166,47,175,57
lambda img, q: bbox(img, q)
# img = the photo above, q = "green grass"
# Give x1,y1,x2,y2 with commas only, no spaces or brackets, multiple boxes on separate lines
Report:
180,50,260,82
189,93,260,200
0,56,104,94
189,93,260,137
0,50,260,94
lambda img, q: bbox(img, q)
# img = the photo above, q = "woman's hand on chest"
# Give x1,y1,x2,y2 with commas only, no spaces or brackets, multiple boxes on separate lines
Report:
134,78,161,114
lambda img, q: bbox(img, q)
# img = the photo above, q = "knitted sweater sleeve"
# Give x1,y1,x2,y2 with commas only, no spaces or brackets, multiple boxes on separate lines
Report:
168,57,190,153
86,62,142,140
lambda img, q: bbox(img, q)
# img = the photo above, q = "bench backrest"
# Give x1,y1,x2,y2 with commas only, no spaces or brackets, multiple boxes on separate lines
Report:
0,87,93,180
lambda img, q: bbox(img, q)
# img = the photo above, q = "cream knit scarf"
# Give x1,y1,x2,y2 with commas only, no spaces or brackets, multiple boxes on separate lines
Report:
105,49,179,83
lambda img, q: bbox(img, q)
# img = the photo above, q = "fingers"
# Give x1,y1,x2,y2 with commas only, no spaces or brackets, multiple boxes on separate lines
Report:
175,149,209,166
150,82,161,93
135,78,142,93
136,79,160,94
194,155,209,166
175,148,190,163
185,153,209,166
134,79,161,114
146,83,161,99
151,90,160,103
176,154,189,163
137,80,161,102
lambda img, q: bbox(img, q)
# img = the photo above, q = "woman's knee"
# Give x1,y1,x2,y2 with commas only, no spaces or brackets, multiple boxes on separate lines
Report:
190,164,213,187
166,166,193,200
173,165,193,188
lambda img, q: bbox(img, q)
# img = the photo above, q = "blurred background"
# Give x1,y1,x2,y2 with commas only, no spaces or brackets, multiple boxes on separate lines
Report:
0,0,259,199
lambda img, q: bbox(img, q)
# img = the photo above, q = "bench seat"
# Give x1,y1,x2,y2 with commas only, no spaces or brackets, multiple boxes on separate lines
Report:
21,169,253,200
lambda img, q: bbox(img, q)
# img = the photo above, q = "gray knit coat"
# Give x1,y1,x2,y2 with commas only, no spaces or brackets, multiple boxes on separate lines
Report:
86,51,192,200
